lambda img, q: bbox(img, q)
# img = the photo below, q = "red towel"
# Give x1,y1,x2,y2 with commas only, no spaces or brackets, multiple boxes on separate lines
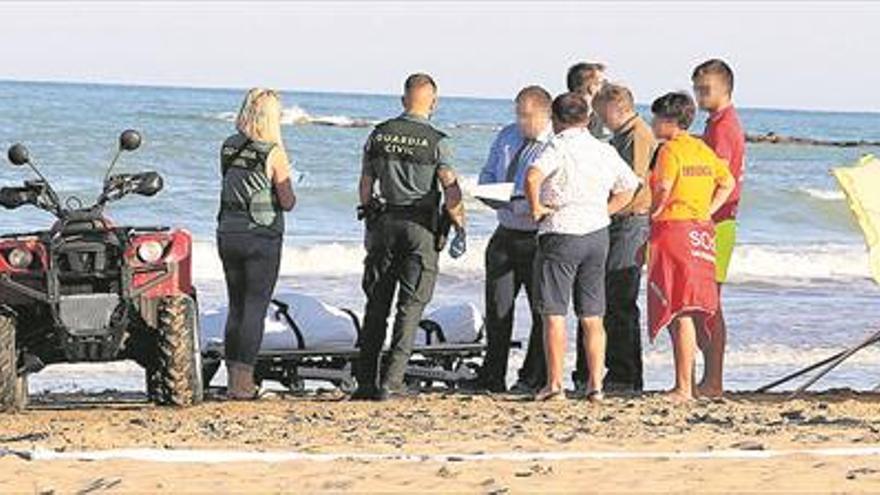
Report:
647,220,719,340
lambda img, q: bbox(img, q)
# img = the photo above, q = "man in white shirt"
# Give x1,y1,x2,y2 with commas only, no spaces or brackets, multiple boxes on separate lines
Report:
524,92,640,402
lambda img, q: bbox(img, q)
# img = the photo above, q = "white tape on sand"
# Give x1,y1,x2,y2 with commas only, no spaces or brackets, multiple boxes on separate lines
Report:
22,446,880,463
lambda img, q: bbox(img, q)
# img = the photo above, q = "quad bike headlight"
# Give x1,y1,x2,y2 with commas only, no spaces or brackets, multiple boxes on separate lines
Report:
136,241,165,264
7,247,33,269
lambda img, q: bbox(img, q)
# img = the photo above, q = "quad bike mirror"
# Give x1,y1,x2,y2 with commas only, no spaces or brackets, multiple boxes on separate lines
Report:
104,129,142,182
8,144,30,166
119,130,142,152
133,171,163,197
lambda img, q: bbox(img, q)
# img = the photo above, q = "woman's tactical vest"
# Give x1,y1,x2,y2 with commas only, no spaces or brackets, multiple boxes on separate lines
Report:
217,133,284,237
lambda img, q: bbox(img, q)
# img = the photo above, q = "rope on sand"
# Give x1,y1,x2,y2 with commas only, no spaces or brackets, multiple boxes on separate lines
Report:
10,446,880,463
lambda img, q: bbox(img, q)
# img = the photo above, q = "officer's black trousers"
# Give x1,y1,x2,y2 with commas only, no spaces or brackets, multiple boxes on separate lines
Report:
358,216,439,391
480,226,545,390
573,215,649,391
218,232,283,367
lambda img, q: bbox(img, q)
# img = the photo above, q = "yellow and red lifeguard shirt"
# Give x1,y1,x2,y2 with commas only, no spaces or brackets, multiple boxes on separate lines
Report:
651,133,734,222
647,133,733,337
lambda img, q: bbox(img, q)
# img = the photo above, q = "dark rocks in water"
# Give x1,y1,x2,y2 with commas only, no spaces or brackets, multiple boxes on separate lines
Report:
747,132,880,147
309,118,374,128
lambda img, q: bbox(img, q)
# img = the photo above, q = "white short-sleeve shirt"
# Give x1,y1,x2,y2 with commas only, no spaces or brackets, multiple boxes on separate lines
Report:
528,127,640,236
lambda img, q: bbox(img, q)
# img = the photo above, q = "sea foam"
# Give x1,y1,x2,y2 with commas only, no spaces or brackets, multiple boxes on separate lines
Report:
190,238,873,289
210,105,376,128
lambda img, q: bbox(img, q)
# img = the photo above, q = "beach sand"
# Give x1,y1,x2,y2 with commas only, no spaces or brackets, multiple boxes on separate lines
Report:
2,390,880,493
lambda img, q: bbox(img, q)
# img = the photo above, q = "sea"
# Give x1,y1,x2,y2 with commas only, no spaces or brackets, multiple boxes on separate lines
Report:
1,79,879,394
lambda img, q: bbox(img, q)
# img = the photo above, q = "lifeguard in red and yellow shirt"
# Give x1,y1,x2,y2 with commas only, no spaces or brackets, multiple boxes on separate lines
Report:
647,92,734,403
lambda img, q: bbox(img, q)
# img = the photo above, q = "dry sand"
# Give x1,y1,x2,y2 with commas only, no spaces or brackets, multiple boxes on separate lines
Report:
2,390,880,493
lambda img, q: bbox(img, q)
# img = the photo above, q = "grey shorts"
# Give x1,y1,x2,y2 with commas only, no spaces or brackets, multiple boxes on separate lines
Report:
534,229,609,318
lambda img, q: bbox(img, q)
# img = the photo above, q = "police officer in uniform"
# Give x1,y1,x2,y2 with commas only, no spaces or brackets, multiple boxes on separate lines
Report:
352,73,466,401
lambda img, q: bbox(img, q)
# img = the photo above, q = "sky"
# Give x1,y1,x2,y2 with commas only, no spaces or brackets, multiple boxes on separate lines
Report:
1,1,878,112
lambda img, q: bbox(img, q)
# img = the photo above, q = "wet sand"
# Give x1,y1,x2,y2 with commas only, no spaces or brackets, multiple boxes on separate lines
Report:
2,390,880,493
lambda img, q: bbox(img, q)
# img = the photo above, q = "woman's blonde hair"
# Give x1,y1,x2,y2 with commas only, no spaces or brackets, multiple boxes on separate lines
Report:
236,88,284,146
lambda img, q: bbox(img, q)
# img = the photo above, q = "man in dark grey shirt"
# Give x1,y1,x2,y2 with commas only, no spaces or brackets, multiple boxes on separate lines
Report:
353,73,465,401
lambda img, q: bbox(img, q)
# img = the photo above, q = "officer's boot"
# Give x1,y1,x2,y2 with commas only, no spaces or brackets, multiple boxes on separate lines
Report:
351,354,382,401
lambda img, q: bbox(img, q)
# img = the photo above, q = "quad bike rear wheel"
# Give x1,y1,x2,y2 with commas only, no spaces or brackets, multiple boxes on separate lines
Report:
147,296,203,407
0,313,27,412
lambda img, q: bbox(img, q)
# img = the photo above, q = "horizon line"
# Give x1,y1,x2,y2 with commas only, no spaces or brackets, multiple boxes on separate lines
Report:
2,76,878,117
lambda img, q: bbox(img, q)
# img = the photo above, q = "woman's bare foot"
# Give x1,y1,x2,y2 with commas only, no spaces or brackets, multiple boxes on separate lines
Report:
534,387,566,402
663,388,694,403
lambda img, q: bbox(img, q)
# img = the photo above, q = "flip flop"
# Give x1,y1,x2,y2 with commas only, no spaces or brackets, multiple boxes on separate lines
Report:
534,389,566,402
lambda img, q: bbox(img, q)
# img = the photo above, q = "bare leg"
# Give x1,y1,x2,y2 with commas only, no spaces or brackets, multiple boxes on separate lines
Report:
580,316,606,393
696,320,710,352
536,314,566,399
666,315,697,403
698,286,726,398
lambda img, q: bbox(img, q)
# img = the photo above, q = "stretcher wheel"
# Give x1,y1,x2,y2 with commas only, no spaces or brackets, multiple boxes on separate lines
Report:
333,378,356,394
281,377,305,393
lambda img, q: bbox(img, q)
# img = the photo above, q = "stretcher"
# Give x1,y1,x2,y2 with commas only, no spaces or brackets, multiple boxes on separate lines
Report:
200,293,517,393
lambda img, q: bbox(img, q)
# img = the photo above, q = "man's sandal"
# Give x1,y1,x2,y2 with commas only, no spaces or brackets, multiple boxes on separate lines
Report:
534,388,566,402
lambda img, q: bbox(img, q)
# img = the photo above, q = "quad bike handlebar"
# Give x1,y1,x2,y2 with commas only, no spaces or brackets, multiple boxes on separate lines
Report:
0,180,57,212
98,171,164,206
1,130,164,219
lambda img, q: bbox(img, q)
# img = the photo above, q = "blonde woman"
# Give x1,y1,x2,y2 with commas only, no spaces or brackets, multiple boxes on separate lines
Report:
217,88,296,400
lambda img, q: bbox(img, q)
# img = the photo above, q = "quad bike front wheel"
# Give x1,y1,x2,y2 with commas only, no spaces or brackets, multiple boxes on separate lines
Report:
147,295,204,407
0,313,27,412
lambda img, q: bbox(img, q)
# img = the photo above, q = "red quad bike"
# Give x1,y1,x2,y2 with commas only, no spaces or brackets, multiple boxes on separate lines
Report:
0,130,203,411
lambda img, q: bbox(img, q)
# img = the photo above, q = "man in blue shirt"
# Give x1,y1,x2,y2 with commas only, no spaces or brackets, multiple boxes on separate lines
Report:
472,86,553,394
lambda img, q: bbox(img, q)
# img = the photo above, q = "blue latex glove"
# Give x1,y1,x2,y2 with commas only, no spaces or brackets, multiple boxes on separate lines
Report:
449,227,466,259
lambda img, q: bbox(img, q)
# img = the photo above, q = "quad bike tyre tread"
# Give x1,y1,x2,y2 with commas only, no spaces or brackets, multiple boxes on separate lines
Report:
0,313,26,412
150,296,203,407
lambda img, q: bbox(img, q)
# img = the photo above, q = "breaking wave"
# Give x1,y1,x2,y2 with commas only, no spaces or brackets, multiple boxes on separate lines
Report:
190,239,872,288
209,105,376,128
